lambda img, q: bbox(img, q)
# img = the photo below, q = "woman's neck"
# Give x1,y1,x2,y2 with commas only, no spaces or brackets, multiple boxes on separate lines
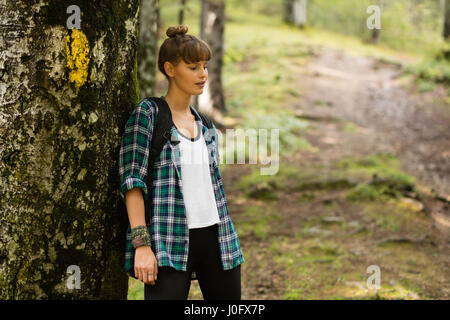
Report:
163,89,192,116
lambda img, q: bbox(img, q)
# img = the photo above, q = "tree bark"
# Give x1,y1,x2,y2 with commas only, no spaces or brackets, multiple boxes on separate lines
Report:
444,0,450,40
0,0,139,299
284,0,307,29
196,0,226,126
138,0,159,99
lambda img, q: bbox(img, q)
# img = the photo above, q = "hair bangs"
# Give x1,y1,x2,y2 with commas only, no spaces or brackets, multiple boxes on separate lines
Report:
181,40,211,64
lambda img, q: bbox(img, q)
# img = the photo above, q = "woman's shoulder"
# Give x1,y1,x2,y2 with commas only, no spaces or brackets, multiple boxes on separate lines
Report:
127,98,159,127
135,97,158,115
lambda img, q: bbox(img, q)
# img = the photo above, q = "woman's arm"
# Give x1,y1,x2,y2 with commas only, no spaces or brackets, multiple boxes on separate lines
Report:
125,187,146,228
119,100,155,203
125,187,158,285
119,99,158,285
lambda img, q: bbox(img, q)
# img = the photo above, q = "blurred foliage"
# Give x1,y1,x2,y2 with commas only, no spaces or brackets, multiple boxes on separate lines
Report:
224,0,449,91
227,0,446,55
308,0,445,54
404,43,450,88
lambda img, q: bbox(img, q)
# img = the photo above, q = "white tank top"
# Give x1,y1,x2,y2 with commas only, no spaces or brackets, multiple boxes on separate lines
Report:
177,120,221,229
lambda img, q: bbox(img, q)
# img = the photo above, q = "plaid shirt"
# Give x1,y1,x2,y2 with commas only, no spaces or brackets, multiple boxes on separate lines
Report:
119,97,244,280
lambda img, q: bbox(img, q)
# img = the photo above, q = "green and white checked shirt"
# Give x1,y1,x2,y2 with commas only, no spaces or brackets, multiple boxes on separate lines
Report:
119,97,244,280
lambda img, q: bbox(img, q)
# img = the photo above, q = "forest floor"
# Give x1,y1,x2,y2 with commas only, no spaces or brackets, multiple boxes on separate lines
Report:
185,43,450,300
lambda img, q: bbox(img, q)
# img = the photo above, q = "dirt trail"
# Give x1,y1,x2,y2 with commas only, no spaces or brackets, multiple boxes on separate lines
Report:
292,47,450,234
296,47,450,199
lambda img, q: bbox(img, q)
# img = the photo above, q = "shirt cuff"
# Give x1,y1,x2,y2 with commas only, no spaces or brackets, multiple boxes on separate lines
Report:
120,177,148,202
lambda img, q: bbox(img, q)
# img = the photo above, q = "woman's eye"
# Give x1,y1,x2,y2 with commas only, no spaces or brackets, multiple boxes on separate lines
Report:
190,66,207,70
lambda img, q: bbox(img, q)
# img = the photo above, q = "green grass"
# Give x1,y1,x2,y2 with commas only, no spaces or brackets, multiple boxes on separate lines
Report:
235,204,283,239
268,237,353,300
335,153,417,202
335,152,416,185
235,162,317,200
266,202,436,299
127,277,144,300
404,44,450,88
343,121,359,132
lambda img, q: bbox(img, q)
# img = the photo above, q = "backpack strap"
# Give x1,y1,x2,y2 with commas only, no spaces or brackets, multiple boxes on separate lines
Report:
196,110,213,129
144,96,174,224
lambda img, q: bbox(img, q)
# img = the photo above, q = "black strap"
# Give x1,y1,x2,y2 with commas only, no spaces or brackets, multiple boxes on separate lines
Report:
143,97,213,224
197,110,212,130
144,97,173,224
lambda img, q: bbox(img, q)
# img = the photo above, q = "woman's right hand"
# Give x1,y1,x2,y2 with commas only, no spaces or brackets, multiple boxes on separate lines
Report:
134,246,158,285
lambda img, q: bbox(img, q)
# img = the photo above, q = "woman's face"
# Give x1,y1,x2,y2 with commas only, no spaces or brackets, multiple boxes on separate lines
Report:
165,59,208,94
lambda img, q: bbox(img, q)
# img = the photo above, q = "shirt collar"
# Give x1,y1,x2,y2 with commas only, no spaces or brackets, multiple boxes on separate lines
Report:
160,96,214,143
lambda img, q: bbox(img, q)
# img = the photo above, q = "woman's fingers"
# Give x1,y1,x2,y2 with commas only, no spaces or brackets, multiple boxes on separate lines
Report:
135,250,158,285
154,259,158,281
136,268,143,283
147,266,155,285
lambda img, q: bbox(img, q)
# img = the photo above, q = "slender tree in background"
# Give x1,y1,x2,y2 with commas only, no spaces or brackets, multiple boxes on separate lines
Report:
371,27,380,44
0,0,139,299
370,0,382,44
284,0,307,29
444,0,450,40
138,0,159,99
196,0,226,126
179,0,188,25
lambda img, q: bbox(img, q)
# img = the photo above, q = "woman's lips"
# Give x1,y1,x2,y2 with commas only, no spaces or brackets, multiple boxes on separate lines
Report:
196,82,205,87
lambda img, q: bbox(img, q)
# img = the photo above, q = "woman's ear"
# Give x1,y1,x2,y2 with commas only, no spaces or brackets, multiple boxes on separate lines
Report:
164,61,174,78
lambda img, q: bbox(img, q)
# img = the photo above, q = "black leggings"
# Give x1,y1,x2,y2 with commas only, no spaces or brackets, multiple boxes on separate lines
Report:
144,223,241,300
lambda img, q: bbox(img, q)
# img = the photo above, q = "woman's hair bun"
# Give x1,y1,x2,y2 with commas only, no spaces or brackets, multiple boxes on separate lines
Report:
166,25,188,38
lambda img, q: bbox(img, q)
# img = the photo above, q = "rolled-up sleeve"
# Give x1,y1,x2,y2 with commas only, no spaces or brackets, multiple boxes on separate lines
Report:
119,99,155,202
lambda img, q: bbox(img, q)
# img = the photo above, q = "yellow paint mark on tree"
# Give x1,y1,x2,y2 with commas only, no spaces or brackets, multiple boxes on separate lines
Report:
65,30,90,89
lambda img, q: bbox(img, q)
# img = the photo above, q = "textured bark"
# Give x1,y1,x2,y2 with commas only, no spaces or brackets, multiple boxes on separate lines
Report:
0,0,139,299
196,0,226,126
138,0,158,99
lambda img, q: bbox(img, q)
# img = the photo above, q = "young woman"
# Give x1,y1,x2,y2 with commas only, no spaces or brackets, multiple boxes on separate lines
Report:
119,24,244,300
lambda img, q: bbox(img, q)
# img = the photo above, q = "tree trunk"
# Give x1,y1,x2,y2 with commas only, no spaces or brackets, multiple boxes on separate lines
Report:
371,28,380,44
138,0,159,99
370,0,382,44
444,0,450,40
195,0,226,127
179,0,188,25
0,0,139,299
284,0,307,29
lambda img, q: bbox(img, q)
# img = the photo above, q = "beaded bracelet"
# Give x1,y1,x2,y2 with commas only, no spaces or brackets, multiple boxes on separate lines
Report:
131,225,149,239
